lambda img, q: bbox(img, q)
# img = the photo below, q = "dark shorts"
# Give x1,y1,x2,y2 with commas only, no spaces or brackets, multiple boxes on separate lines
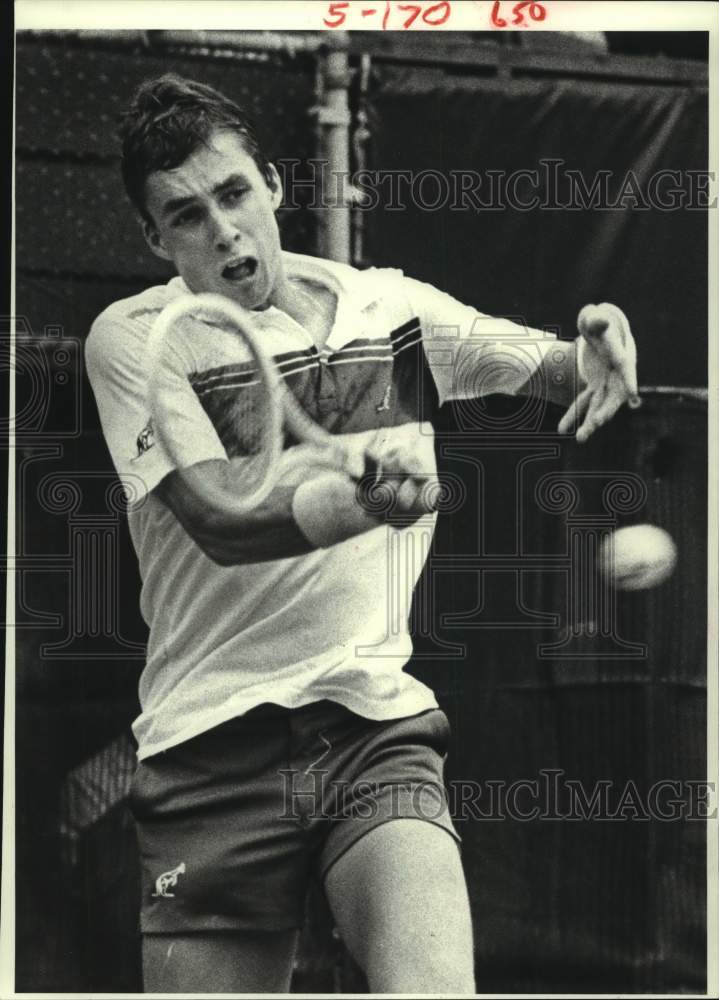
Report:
129,699,460,933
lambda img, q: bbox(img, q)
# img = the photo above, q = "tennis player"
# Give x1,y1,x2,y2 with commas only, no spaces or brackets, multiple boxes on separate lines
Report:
85,75,639,994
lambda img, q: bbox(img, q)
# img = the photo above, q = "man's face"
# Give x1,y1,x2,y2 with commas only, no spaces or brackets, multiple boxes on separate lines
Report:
142,130,283,309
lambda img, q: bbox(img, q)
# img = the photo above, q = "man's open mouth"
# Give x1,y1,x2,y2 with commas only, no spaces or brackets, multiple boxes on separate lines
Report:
222,257,258,282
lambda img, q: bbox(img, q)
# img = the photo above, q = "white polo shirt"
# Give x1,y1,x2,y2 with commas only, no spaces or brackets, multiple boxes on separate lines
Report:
86,251,554,759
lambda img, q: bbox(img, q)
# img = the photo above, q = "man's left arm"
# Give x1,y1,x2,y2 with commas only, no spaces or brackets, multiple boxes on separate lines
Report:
517,302,640,442
402,274,639,443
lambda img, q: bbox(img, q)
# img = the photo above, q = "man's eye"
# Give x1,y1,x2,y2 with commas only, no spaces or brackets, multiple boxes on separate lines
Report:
224,187,248,205
173,208,200,227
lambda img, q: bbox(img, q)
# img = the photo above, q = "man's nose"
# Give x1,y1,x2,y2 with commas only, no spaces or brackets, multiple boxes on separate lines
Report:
210,209,240,252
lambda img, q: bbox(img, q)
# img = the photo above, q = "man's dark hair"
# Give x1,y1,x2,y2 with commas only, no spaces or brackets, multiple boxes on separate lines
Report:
119,73,275,222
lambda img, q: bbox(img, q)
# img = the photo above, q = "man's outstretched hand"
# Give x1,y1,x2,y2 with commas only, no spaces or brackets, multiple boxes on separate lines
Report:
558,302,639,443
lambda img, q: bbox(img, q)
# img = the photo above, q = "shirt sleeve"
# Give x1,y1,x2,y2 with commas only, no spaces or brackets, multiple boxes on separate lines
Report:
85,306,228,505
400,275,558,407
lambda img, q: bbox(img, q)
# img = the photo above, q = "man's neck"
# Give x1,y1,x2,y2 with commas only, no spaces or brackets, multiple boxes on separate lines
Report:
269,270,337,350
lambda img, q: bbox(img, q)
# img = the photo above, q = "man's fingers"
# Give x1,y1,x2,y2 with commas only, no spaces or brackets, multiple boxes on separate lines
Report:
577,305,609,340
395,476,424,514
605,304,640,403
589,383,624,429
578,302,628,342
579,307,625,365
575,381,607,443
575,381,624,442
361,451,381,482
360,474,433,521
578,302,640,406
620,359,640,406
558,385,593,435
360,422,438,513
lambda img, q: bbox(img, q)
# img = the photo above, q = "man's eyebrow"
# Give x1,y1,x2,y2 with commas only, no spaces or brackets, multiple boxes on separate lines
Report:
161,174,251,219
161,194,196,219
213,173,250,194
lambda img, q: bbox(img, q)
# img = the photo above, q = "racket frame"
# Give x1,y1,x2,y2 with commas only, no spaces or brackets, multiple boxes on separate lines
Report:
146,292,288,512
147,291,366,516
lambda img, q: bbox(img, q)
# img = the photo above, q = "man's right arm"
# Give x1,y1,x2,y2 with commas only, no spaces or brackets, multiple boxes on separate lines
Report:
155,427,438,566
86,308,438,567
155,451,384,565
154,461,313,565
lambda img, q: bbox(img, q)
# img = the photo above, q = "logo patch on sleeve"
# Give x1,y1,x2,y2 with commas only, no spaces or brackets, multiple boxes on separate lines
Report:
132,418,155,461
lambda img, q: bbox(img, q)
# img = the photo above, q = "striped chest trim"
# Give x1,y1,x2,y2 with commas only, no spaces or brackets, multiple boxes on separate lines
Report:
188,318,422,397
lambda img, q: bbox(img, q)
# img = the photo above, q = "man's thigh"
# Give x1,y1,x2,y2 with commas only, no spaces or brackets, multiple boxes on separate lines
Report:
142,929,299,994
323,819,475,995
131,708,311,936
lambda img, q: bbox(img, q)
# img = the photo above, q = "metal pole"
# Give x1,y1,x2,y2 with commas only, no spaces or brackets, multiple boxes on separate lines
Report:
317,33,352,264
351,53,372,267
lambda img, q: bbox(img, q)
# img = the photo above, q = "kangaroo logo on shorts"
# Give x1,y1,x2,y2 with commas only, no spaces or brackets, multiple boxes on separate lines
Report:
151,862,186,898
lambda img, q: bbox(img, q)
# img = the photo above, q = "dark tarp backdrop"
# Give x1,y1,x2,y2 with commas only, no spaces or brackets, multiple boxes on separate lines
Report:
13,32,708,993
362,65,708,385
363,59,707,993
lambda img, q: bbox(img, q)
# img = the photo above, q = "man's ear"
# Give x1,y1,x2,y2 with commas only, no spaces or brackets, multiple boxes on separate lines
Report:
142,218,173,262
268,164,283,211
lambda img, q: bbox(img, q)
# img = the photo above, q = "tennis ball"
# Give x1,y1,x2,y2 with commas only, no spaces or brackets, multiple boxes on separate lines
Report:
599,524,677,590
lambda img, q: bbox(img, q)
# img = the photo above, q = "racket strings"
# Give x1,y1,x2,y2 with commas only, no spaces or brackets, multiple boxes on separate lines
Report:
156,308,265,453
148,292,351,512
154,311,206,375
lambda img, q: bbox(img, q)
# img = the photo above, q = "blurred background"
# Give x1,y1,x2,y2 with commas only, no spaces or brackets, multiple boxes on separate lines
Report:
12,28,708,992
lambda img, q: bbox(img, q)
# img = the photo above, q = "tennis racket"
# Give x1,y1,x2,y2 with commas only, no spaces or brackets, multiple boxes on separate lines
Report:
146,292,366,513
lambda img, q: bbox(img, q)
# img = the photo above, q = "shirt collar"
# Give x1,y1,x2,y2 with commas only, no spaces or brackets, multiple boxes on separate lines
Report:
167,252,374,349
